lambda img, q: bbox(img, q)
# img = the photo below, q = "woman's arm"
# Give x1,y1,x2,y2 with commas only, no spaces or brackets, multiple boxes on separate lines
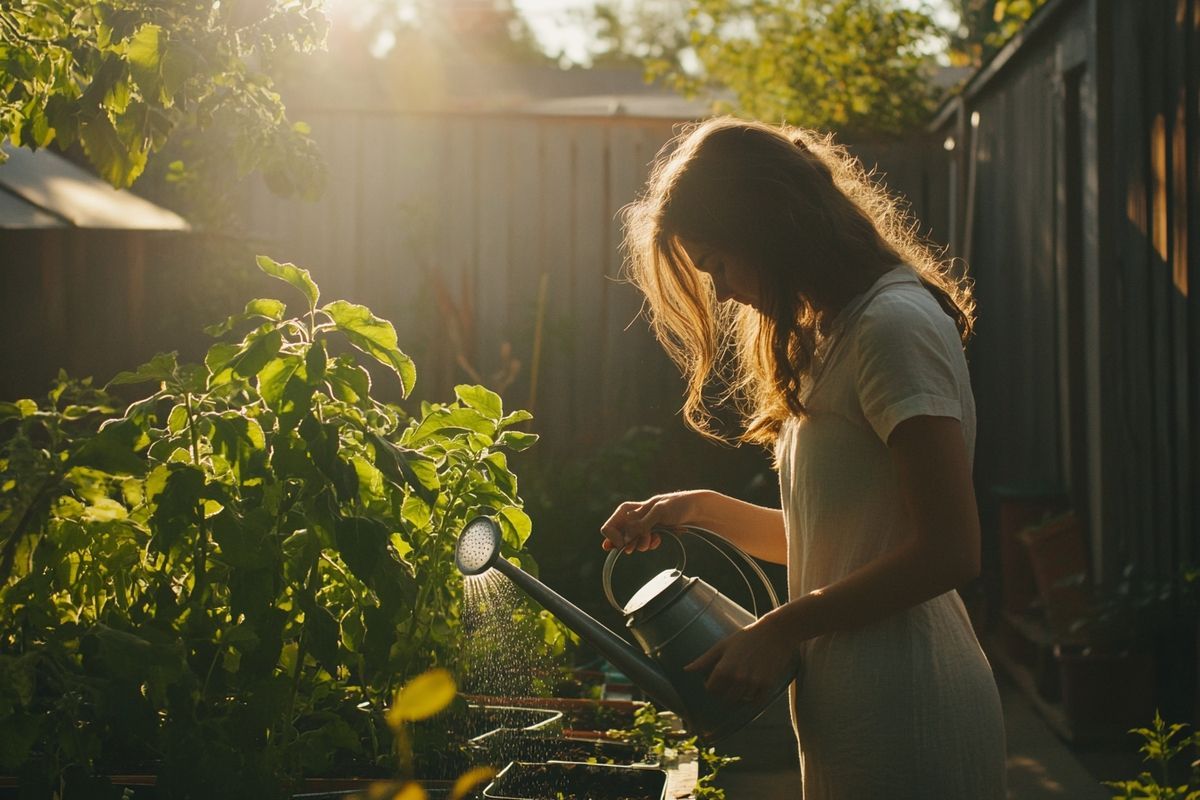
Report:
600,489,788,565
771,414,980,637
687,415,980,704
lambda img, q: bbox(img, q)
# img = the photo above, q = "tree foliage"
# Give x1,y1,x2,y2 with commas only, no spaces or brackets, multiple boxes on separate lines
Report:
651,0,946,136
945,0,1052,66
0,0,327,191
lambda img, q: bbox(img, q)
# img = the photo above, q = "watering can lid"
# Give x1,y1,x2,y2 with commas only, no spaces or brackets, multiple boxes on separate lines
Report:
622,568,690,616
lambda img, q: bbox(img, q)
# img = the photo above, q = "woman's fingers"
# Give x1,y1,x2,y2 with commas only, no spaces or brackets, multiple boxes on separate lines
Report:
600,500,647,550
600,496,673,553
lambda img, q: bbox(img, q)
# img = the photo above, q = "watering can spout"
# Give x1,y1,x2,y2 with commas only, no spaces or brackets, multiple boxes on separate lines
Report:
454,517,686,716
494,557,686,713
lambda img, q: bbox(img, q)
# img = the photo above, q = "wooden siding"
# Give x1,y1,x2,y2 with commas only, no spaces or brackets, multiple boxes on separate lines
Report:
929,0,1199,586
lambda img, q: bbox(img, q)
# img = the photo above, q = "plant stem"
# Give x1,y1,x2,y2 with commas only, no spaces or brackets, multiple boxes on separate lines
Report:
282,556,321,741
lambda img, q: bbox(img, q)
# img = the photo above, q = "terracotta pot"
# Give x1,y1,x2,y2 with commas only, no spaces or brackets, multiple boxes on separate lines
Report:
994,486,1070,615
1018,512,1093,638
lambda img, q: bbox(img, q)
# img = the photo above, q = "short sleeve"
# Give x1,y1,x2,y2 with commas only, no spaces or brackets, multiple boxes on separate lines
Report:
854,292,964,445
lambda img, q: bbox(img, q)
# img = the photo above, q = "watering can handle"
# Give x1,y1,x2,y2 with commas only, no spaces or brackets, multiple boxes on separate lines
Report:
602,526,781,616
602,530,687,612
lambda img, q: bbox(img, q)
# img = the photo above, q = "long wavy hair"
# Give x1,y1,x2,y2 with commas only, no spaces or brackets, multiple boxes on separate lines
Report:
621,117,975,446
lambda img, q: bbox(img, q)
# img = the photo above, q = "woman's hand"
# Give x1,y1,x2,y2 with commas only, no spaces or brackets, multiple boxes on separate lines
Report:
600,490,710,554
683,611,804,707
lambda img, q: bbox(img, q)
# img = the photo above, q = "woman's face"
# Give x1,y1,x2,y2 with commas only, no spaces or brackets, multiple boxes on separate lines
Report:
678,238,762,311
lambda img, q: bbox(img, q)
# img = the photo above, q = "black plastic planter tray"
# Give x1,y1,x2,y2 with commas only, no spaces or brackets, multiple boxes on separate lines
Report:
482,761,668,800
465,704,564,742
469,729,659,768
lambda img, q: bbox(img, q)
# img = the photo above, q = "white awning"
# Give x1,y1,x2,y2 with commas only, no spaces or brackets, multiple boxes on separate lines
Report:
0,144,189,231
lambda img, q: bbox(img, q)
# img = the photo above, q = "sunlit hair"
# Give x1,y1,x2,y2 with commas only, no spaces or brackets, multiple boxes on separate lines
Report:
620,116,975,446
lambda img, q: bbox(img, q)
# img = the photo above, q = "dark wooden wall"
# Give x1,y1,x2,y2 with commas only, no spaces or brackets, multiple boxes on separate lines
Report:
1102,0,1199,584
925,0,1199,587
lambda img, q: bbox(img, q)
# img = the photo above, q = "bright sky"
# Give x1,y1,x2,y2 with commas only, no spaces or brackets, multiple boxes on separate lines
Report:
512,0,962,64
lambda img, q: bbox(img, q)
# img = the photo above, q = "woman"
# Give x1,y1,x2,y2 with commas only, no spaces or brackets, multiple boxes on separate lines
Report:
601,117,1007,798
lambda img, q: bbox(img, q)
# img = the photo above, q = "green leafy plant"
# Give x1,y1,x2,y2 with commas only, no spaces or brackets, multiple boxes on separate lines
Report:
1103,710,1200,800
606,703,740,799
0,255,564,798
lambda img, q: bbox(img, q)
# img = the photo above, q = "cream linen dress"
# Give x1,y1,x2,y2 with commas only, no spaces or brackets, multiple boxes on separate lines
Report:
776,264,1007,799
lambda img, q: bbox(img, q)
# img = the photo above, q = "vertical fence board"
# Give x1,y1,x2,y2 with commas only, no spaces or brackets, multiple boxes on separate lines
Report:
569,124,610,443
536,123,576,444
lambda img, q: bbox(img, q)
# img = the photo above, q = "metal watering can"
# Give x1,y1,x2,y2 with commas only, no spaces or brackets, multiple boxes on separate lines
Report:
454,516,794,742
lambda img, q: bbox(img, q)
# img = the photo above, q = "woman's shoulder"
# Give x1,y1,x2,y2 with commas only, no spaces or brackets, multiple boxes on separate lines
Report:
856,274,958,341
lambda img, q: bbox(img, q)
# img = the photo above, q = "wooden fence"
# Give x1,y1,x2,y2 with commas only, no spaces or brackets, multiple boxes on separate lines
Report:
237,109,936,453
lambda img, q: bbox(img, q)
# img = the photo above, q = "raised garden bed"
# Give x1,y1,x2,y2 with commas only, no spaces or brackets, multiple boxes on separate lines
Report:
483,761,668,800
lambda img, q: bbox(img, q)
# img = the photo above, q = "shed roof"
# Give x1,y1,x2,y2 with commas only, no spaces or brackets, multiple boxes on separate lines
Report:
507,93,712,120
0,144,189,231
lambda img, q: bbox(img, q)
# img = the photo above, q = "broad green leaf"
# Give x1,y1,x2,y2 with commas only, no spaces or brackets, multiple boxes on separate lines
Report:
126,23,162,97
498,409,534,429
166,404,188,434
204,298,287,337
400,495,431,529
207,328,283,384
305,340,327,383
497,506,532,548
15,399,37,418
80,113,147,188
256,255,318,311
323,301,415,396
71,419,148,475
161,40,203,101
350,455,384,502
454,385,502,420
334,516,390,584
340,609,364,653
326,358,371,405
82,498,127,522
482,452,517,499
304,604,340,674
387,668,456,725
257,355,304,409
496,430,538,452
367,433,439,504
407,407,494,444
109,352,178,386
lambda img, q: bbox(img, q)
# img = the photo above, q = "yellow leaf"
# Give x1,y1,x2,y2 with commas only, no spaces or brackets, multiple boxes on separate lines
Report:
993,1,1008,22
364,781,427,800
451,767,496,800
389,783,426,800
386,668,456,727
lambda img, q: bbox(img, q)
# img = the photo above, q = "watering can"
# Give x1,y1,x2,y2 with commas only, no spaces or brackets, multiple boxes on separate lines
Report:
454,516,795,742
